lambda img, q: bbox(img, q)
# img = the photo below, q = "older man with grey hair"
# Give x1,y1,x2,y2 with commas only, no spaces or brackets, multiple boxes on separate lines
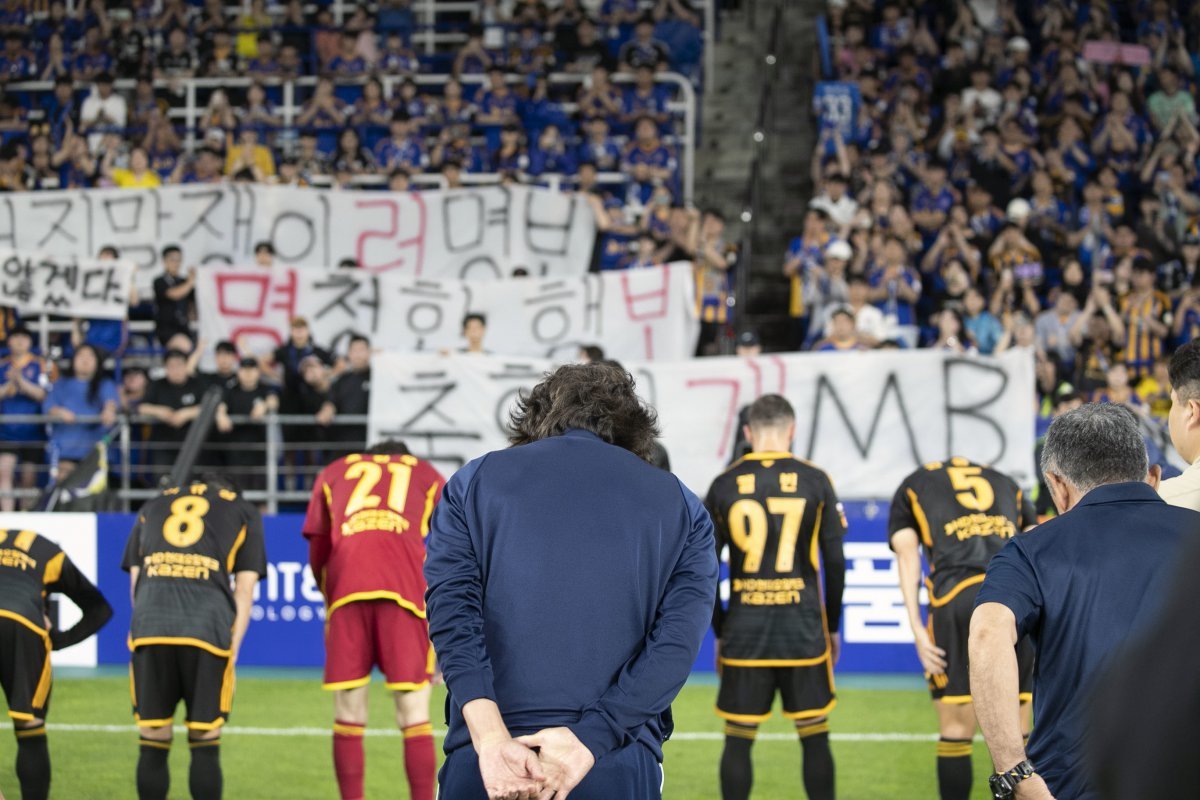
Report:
968,404,1197,800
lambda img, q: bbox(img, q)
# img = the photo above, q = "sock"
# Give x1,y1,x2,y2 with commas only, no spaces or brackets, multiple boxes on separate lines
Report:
402,722,436,800
333,720,366,800
188,738,222,800
137,737,172,800
15,725,51,800
719,722,756,800
935,738,974,800
797,721,835,800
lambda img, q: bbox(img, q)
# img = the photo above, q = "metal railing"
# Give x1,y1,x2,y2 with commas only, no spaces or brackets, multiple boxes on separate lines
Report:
0,412,372,515
735,3,783,334
7,70,698,203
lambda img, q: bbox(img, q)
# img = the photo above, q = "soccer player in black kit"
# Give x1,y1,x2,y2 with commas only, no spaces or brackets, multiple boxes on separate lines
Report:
888,458,1036,800
707,394,846,800
0,528,112,800
122,476,266,800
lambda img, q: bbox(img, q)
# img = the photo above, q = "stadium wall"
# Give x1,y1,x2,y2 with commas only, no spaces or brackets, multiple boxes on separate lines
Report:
13,504,925,675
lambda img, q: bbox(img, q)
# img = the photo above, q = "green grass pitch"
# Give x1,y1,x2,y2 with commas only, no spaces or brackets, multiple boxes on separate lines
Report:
1,670,1002,798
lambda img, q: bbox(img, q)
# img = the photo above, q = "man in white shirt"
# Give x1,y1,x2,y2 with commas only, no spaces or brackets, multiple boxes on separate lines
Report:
809,172,858,230
823,274,887,347
1161,340,1200,510
80,73,128,153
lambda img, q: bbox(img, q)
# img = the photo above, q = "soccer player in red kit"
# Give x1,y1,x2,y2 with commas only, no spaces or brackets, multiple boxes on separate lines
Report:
303,440,445,800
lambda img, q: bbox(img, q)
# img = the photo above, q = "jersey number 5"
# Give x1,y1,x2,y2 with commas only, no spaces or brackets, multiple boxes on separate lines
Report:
728,497,808,573
948,466,994,511
344,459,414,518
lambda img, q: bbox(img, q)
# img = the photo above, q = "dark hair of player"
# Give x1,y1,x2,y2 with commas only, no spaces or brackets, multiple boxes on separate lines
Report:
581,345,606,362
1169,340,1200,401
197,471,242,494
746,394,795,431
508,361,660,462
366,440,411,456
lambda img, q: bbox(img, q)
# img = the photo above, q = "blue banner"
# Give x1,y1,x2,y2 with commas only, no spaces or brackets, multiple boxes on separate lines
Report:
93,505,923,675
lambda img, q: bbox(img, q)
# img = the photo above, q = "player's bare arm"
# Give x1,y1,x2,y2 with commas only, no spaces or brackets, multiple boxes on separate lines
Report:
891,528,947,675
230,570,258,661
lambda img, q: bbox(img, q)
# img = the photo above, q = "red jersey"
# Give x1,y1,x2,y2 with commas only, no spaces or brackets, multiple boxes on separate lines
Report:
303,452,445,619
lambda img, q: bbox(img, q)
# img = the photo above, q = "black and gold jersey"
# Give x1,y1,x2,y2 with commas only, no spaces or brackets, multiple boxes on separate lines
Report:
0,529,111,649
121,482,267,655
888,457,1035,605
706,452,847,664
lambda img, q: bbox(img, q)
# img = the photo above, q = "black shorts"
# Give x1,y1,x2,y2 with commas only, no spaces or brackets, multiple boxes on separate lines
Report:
130,644,235,732
0,441,45,465
716,660,836,725
928,580,1034,703
0,616,52,722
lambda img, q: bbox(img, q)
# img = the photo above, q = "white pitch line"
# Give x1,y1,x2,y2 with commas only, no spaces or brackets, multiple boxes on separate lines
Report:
42,724,943,743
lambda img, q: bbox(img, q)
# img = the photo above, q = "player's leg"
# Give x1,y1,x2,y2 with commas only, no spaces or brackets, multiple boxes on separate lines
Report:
324,601,375,800
0,450,17,512
1,619,54,800
782,663,838,800
715,666,773,800
332,687,370,800
180,646,233,800
381,603,437,800
934,701,976,800
132,646,180,800
931,594,978,800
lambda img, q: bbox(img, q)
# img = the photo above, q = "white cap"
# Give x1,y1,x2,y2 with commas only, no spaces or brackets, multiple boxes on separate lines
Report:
1006,197,1032,222
825,240,853,261
1008,36,1031,52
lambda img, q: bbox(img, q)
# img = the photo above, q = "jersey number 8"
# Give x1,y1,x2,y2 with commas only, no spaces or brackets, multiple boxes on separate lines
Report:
163,497,211,547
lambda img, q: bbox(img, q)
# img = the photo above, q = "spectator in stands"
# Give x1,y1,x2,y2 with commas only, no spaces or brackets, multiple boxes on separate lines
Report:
38,33,70,82
153,244,194,347
459,314,490,355
156,27,198,82
351,77,391,130
1121,259,1172,380
0,32,34,81
964,286,1003,356
71,28,113,82
374,111,425,172
623,65,670,130
103,146,161,188
245,37,280,80
491,124,529,173
43,343,118,482
868,236,921,341
71,246,130,360
694,209,733,355
929,308,976,353
579,117,621,172
452,24,493,77
215,357,276,492
237,83,280,133
79,73,126,152
810,172,858,231
199,88,237,134
783,208,831,348
278,0,312,63
139,348,207,470
1148,66,1197,132
316,334,371,454
529,124,575,176
235,0,273,60
431,77,475,128
168,145,223,185
623,116,676,204
814,308,867,352
433,124,483,173
203,341,241,391
43,76,77,148
329,31,368,77
1036,291,1081,367
562,17,614,74
477,67,520,127
331,128,374,175
298,77,347,140
254,241,275,268
380,32,420,75
620,16,670,72
0,327,53,511
225,128,276,180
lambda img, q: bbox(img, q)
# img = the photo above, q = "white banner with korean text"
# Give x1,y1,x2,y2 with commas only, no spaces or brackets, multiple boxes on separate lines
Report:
196,262,699,363
0,184,595,291
368,349,1037,498
0,249,135,319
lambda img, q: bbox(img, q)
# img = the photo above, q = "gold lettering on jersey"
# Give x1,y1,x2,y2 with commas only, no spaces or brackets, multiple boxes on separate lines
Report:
219,489,238,501
162,487,181,496
733,578,804,606
0,548,37,571
345,454,364,463
188,483,208,496
736,474,756,495
942,514,1016,541
779,473,798,493
142,552,220,580
341,510,410,537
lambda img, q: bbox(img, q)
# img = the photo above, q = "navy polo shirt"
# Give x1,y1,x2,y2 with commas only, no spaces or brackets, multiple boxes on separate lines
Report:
976,481,1199,800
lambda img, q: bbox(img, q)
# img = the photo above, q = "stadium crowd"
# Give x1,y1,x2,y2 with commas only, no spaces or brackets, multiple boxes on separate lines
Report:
795,0,1200,437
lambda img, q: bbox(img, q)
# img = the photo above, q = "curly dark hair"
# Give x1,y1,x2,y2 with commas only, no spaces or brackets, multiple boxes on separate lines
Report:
507,362,660,462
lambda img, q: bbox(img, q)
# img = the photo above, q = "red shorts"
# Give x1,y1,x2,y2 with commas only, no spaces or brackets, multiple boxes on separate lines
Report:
322,600,433,692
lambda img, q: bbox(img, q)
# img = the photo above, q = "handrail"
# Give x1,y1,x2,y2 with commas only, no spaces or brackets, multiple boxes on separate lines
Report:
6,71,697,203
735,2,783,340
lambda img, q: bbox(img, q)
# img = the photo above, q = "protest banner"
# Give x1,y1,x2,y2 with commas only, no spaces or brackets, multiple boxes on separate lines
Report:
0,249,135,319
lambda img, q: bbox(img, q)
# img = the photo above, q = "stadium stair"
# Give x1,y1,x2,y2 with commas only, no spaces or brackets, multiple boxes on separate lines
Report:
696,1,821,350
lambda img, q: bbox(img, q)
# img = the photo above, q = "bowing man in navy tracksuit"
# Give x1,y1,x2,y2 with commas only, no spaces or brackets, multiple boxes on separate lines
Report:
426,361,718,799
